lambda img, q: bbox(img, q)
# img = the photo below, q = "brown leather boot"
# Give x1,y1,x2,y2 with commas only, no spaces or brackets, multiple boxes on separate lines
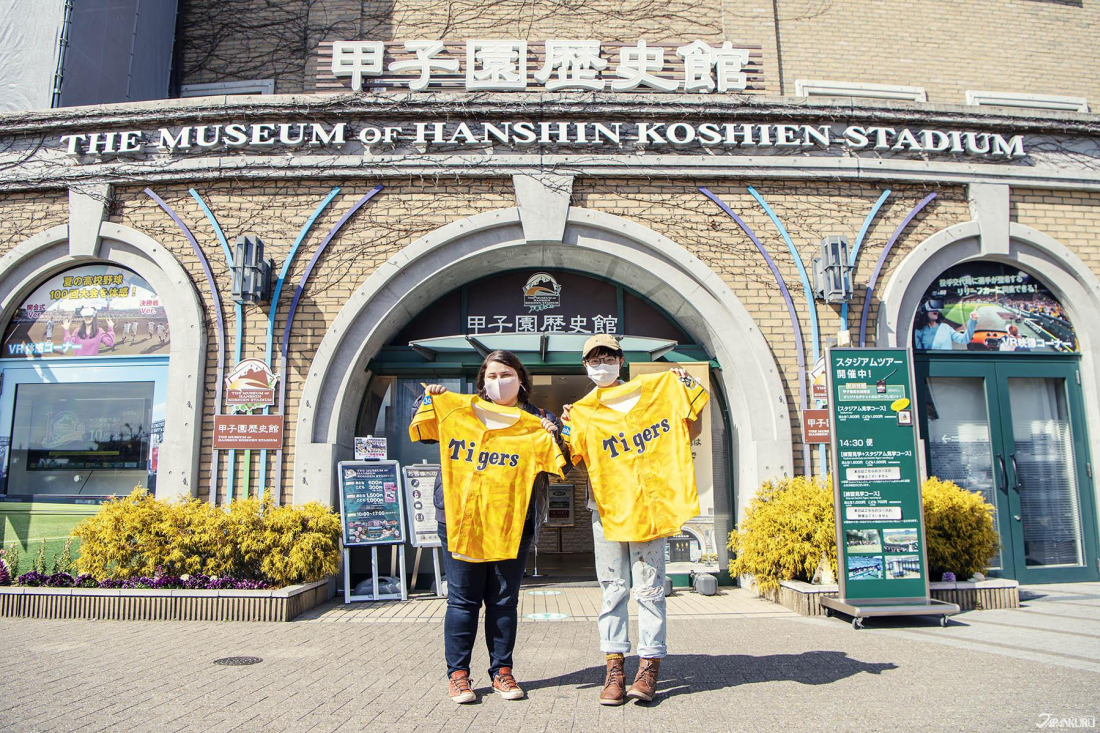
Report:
599,654,626,706
626,657,661,702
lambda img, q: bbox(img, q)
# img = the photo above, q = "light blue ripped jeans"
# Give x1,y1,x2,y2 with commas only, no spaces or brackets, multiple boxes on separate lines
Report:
591,511,668,659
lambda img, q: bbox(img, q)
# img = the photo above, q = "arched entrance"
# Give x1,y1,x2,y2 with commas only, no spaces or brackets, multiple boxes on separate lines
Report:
294,207,794,574
0,223,206,500
356,267,722,574
879,223,1100,583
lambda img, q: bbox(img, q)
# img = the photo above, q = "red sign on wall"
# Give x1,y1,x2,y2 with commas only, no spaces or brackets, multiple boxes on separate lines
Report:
802,409,831,444
213,415,284,450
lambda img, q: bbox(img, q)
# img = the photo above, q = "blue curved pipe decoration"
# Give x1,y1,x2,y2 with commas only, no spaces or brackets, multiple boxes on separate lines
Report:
747,186,823,475
190,190,244,502
256,187,341,498
748,186,820,364
700,187,811,474
273,184,383,504
841,190,891,327
145,188,225,506
859,193,938,347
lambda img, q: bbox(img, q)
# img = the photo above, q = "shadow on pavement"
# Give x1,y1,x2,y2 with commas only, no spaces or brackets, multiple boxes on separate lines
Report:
522,651,898,701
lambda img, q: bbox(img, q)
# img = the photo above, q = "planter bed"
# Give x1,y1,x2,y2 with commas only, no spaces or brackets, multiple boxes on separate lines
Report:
0,577,334,622
772,578,1020,616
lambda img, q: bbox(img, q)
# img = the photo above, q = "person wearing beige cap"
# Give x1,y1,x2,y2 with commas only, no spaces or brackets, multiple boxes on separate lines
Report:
563,334,691,706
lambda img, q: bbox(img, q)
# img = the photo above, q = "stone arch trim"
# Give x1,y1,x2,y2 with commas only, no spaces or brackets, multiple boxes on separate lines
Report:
294,206,793,517
877,221,1100,535
0,222,206,500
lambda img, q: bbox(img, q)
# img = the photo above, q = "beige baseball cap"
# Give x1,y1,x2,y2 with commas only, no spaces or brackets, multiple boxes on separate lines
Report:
582,333,622,358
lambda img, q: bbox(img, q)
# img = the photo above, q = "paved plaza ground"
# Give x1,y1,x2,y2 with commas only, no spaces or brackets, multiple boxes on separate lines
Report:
2,582,1097,732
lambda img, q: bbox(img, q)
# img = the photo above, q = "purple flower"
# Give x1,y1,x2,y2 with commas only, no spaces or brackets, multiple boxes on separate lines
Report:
17,571,48,587
24,573,272,590
46,573,76,587
942,571,956,582
74,574,98,588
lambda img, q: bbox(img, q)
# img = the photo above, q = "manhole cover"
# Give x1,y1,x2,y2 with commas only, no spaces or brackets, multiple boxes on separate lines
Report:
213,656,263,666
526,590,562,596
524,612,569,620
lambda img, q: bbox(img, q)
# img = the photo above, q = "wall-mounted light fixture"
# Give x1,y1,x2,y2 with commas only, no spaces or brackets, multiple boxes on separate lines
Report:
812,235,853,303
231,235,273,304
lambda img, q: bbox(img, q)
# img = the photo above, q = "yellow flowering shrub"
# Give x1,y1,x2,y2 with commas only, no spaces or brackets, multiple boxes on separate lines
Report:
923,477,1000,580
72,488,341,586
727,475,837,594
728,476,1002,591
256,501,342,587
71,489,176,579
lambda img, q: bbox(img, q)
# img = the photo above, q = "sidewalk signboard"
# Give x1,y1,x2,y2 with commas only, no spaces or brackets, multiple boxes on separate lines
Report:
820,347,959,628
401,463,446,597
337,460,408,602
402,464,441,548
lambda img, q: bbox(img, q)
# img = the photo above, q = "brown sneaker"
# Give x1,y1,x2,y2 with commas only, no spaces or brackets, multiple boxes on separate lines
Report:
626,657,661,703
448,670,476,704
599,655,626,706
492,667,524,700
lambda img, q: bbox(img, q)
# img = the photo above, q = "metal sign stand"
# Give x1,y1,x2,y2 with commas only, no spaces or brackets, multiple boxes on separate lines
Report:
528,545,546,579
409,545,447,597
344,546,407,603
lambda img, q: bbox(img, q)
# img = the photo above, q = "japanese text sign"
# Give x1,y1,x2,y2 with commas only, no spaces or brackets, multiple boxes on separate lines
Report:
827,347,929,603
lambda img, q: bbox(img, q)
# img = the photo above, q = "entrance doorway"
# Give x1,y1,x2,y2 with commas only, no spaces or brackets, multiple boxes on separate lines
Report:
354,267,733,586
525,374,596,581
916,356,1100,583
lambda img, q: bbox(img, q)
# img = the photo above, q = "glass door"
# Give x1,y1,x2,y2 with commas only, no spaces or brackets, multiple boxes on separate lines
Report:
996,363,1098,583
919,363,1012,575
917,357,1099,583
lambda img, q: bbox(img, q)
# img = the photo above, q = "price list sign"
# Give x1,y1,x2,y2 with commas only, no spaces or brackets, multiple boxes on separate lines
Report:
338,460,405,546
827,347,929,604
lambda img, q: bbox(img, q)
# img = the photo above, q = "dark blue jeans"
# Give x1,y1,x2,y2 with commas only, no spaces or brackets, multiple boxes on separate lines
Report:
438,520,533,678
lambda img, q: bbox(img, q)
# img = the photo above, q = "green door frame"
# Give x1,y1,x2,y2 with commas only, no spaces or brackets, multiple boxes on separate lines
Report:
916,354,1100,583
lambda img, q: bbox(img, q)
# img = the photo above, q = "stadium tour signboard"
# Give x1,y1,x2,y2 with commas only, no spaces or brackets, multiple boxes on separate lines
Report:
821,347,960,629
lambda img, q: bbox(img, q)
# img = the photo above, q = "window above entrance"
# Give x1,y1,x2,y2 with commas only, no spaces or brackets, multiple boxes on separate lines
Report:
376,269,713,370
1,264,170,360
912,262,1077,354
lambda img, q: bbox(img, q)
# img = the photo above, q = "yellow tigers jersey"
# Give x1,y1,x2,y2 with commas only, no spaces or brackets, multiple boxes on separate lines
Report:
563,371,709,542
409,391,566,562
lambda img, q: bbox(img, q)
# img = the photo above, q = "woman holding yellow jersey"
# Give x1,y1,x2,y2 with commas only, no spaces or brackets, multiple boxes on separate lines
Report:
562,334,702,706
414,350,567,704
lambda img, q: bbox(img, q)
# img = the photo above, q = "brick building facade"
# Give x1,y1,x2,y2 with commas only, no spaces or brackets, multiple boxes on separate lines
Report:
1,0,1098,584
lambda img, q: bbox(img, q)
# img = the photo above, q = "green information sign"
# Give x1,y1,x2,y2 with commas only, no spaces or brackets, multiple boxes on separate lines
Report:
827,347,928,603
337,460,405,546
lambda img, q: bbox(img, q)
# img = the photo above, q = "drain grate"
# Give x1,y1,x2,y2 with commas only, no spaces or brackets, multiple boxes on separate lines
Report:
213,656,263,666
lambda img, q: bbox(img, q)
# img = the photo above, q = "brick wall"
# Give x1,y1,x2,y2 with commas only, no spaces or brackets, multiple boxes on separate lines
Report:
178,0,1099,104
8,179,1100,505
0,191,69,259
109,179,513,504
572,178,971,474
1012,189,1100,265
774,0,1100,104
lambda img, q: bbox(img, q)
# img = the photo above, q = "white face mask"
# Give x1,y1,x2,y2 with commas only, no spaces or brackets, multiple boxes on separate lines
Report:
484,376,520,404
586,363,620,387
